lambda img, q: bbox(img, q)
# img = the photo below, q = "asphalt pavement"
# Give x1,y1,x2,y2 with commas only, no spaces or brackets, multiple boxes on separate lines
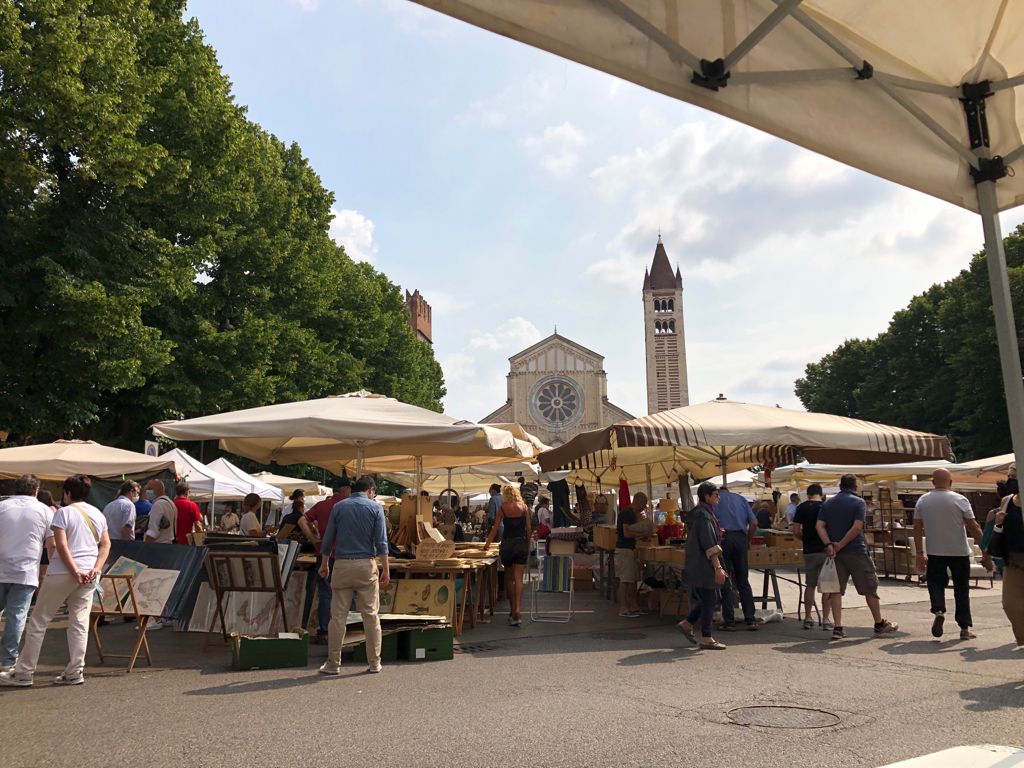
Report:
3,579,1021,768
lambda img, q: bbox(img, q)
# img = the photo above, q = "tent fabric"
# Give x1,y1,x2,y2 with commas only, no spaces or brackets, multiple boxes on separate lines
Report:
151,391,534,473
159,448,256,500
206,458,283,501
766,460,975,484
381,460,542,495
0,440,176,481
414,1,1024,213
539,398,952,482
249,471,324,495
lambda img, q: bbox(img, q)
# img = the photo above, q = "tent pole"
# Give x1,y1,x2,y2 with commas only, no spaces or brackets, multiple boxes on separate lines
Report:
645,464,653,513
356,443,365,477
977,180,1024,476
721,456,728,487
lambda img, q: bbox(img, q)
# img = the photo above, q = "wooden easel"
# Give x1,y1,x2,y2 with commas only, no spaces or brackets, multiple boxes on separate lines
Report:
205,550,288,646
90,574,153,672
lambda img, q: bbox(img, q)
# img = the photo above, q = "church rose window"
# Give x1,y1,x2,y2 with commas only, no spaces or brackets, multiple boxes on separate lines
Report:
529,375,584,429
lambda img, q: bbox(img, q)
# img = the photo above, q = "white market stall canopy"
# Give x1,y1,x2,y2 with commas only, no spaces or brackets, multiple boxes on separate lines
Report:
249,471,325,496
0,440,175,481
382,461,542,495
766,459,977,484
159,448,259,500
413,0,1024,516
152,391,536,474
206,457,283,502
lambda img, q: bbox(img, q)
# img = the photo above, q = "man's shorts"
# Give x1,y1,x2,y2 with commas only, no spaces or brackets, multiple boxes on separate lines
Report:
803,552,828,589
615,548,639,583
834,551,879,597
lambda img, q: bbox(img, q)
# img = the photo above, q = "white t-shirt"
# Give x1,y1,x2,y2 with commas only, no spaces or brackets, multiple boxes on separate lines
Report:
219,511,239,532
103,496,137,540
0,495,54,586
537,506,552,527
239,511,261,536
914,489,975,557
145,496,177,543
49,502,107,576
785,503,798,524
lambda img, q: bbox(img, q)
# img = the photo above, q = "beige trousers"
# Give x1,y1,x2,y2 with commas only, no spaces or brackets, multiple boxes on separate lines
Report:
14,573,94,680
1003,563,1024,646
327,558,381,667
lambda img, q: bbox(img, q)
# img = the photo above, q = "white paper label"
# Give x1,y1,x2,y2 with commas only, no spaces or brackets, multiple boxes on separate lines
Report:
416,648,426,659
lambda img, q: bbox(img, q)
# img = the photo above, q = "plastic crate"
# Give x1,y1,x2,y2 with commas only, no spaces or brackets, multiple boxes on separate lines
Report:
399,627,454,662
350,632,399,663
231,631,309,671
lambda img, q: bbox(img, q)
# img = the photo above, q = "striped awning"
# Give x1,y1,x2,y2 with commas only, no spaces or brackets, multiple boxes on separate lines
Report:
539,398,951,483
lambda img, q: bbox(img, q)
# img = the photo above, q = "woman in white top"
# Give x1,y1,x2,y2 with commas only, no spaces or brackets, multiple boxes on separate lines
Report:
239,493,263,536
1,474,110,688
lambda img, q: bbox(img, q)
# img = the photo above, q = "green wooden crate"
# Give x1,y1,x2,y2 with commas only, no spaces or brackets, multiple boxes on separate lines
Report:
350,631,399,663
231,632,309,670
399,627,454,662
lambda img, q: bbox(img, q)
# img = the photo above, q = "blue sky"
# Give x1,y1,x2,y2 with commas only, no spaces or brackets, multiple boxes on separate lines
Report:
186,0,1024,422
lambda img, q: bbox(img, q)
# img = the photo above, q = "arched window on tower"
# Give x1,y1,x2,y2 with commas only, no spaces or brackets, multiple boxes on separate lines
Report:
669,320,676,334
653,299,661,312
655,321,662,335
668,298,674,312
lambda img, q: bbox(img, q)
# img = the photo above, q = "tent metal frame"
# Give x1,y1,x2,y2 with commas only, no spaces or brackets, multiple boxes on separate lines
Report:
586,0,1024,474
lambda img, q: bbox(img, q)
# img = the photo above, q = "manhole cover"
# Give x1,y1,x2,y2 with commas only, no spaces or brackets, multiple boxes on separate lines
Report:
590,631,648,641
727,705,840,729
454,642,500,654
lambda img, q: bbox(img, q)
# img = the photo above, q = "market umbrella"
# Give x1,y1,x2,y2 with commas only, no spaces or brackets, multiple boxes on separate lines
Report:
539,396,952,485
0,439,175,481
151,391,535,477
249,471,325,496
206,457,284,502
381,461,540,495
766,459,975,485
413,0,1024,494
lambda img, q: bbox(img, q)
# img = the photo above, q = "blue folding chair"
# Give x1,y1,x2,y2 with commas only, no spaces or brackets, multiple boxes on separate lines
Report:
530,554,574,623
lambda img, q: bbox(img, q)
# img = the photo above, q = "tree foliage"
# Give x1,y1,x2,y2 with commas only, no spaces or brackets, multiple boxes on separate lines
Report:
795,224,1024,459
0,0,445,446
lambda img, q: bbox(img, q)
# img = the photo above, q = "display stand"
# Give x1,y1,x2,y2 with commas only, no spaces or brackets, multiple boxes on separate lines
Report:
90,574,153,672
205,550,288,645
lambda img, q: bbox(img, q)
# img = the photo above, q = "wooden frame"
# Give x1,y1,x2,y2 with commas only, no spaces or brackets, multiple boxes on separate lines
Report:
90,574,153,673
204,550,288,645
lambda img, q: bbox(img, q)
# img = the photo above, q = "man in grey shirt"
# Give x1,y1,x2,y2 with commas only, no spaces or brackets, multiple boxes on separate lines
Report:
318,475,390,675
914,468,984,639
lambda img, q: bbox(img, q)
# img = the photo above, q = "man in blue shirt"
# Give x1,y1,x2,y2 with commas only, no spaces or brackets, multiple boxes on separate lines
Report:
318,476,390,675
816,474,898,640
485,483,503,539
715,486,759,630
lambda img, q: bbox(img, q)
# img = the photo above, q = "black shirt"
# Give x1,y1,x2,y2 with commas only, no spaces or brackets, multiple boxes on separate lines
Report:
616,507,637,549
792,499,824,554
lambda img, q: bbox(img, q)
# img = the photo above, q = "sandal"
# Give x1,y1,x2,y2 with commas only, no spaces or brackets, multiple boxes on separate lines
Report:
699,639,727,650
676,621,697,644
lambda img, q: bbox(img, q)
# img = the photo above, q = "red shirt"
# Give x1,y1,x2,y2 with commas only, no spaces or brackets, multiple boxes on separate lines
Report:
174,496,202,544
306,490,349,555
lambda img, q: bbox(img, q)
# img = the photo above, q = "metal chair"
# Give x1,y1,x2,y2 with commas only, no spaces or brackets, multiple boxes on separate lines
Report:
530,554,574,623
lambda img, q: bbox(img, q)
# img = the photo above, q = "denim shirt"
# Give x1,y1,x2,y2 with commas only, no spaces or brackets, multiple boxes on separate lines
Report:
320,493,388,559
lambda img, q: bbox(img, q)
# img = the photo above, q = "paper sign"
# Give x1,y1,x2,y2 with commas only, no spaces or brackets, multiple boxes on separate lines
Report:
415,539,456,561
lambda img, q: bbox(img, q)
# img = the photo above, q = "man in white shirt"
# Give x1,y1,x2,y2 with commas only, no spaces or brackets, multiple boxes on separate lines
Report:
103,480,139,541
143,479,177,544
784,493,800,525
0,475,54,671
536,497,553,529
914,468,984,640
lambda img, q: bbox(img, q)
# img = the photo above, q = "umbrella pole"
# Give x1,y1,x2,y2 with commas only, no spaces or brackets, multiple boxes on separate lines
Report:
356,444,365,477
721,456,728,487
645,464,653,514
977,180,1024,475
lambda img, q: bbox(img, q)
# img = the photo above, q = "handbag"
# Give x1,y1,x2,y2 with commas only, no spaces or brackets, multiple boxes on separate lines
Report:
818,556,841,594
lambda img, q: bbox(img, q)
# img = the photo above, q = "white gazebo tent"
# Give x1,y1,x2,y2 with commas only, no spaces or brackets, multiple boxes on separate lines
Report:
0,440,175,481
415,0,1024,487
249,471,325,496
206,457,284,502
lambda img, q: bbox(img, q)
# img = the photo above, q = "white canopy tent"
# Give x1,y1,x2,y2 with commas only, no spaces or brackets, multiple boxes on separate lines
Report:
206,457,283,502
0,440,175,481
159,448,255,500
415,0,1024,491
249,471,325,496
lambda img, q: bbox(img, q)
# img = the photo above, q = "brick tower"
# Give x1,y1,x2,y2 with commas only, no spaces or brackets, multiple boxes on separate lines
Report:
643,237,689,413
405,289,432,344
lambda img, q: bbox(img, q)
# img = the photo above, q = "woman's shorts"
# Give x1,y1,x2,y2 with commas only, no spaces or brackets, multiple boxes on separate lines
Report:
500,538,529,567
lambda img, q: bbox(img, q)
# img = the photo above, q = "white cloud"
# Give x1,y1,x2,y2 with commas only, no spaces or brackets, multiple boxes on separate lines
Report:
468,316,541,351
456,72,555,128
329,208,377,263
287,0,319,11
523,122,586,178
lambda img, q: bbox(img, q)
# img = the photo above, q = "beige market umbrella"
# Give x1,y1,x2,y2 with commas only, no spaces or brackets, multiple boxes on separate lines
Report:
767,459,975,485
413,0,1024,505
0,440,175,481
539,397,952,486
249,471,324,496
151,391,535,477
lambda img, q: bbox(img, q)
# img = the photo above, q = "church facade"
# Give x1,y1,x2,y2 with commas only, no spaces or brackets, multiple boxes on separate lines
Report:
480,333,634,448
480,238,689,446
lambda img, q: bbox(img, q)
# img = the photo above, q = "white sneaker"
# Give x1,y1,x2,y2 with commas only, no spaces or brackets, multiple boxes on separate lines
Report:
318,661,342,676
366,665,382,674
54,671,84,686
0,670,32,688
822,619,835,631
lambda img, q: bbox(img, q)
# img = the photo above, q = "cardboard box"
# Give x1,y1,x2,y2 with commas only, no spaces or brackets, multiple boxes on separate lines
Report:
636,545,655,563
573,576,595,591
636,535,659,548
653,546,675,563
670,548,686,567
548,538,577,556
767,532,799,548
400,627,454,662
231,631,308,671
660,592,690,617
594,525,617,550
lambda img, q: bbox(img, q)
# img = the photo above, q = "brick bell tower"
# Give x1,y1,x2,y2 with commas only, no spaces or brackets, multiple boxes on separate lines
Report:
642,237,689,413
